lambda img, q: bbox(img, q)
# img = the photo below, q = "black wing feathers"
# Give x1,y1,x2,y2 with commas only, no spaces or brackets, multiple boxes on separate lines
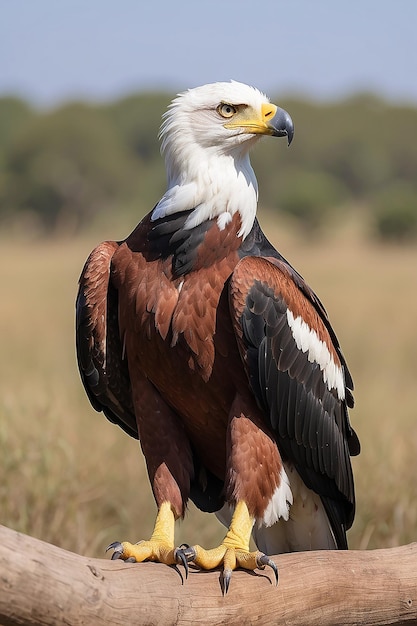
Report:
148,209,214,277
230,250,359,548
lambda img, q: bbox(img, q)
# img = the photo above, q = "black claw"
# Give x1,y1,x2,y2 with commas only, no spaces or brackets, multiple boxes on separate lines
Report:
106,541,122,553
174,547,190,579
125,557,137,563
221,569,232,595
181,545,197,562
172,564,184,585
106,541,124,560
257,554,279,586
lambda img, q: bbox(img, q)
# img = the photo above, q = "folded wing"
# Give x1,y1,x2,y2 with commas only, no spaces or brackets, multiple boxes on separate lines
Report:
76,241,138,439
229,255,360,548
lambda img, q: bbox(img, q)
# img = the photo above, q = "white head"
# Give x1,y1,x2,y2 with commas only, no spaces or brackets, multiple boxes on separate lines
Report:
152,81,293,239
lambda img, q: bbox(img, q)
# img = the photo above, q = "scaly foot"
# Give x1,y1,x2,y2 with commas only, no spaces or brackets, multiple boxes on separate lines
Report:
107,501,189,580
179,542,277,594
177,501,278,594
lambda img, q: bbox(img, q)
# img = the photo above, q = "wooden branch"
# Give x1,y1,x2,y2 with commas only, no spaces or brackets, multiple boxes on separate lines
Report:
0,524,416,626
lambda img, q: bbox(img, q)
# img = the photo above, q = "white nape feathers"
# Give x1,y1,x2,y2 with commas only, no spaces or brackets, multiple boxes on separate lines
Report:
151,81,276,240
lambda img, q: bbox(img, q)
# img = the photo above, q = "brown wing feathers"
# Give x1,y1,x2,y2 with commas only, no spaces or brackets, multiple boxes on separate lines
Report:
76,241,138,439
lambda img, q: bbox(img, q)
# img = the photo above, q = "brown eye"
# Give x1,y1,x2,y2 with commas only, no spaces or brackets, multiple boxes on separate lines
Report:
217,103,237,118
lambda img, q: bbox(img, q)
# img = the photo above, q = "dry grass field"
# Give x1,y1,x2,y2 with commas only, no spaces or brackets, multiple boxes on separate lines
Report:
1,215,416,559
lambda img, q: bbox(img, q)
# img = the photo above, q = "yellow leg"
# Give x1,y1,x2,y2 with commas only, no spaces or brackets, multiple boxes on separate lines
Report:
107,501,179,566
180,501,278,594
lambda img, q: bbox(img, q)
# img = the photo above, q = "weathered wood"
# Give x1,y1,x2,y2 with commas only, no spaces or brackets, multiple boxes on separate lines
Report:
0,524,416,626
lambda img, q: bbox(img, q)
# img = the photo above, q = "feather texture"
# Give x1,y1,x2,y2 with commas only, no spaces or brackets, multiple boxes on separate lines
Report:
76,81,359,558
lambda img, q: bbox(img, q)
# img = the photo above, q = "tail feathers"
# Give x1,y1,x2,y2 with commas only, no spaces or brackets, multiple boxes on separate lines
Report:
252,500,337,555
253,467,338,554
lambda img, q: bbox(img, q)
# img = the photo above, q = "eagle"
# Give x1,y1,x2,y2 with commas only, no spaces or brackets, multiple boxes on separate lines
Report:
76,80,360,593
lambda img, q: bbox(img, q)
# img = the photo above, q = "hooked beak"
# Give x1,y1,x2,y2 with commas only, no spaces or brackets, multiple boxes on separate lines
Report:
224,102,294,146
265,104,294,146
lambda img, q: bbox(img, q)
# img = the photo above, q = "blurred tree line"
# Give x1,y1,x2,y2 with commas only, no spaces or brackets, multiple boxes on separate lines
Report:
0,91,416,241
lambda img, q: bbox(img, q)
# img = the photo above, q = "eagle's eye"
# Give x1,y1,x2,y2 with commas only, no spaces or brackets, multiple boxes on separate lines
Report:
217,103,237,119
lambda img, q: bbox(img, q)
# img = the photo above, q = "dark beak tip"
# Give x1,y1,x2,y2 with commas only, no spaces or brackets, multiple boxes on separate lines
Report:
272,106,294,146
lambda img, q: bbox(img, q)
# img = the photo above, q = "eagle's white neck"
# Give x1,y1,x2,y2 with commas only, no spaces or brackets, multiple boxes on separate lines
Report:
151,137,259,239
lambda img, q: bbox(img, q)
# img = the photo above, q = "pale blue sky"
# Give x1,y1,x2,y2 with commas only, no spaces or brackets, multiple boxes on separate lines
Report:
1,0,417,106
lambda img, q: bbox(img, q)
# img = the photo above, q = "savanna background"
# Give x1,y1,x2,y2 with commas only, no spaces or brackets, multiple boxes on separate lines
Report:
1,0,417,559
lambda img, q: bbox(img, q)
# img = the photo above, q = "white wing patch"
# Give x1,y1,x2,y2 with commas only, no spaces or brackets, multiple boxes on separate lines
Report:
286,309,345,400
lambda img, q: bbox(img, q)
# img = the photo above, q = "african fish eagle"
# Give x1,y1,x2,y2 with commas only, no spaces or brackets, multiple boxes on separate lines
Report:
76,80,360,593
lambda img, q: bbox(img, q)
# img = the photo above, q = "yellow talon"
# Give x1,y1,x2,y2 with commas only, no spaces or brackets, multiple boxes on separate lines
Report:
179,501,278,594
107,499,278,593
107,501,177,565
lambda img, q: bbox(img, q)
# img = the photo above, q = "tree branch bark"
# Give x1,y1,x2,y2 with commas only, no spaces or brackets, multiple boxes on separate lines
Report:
0,524,416,626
